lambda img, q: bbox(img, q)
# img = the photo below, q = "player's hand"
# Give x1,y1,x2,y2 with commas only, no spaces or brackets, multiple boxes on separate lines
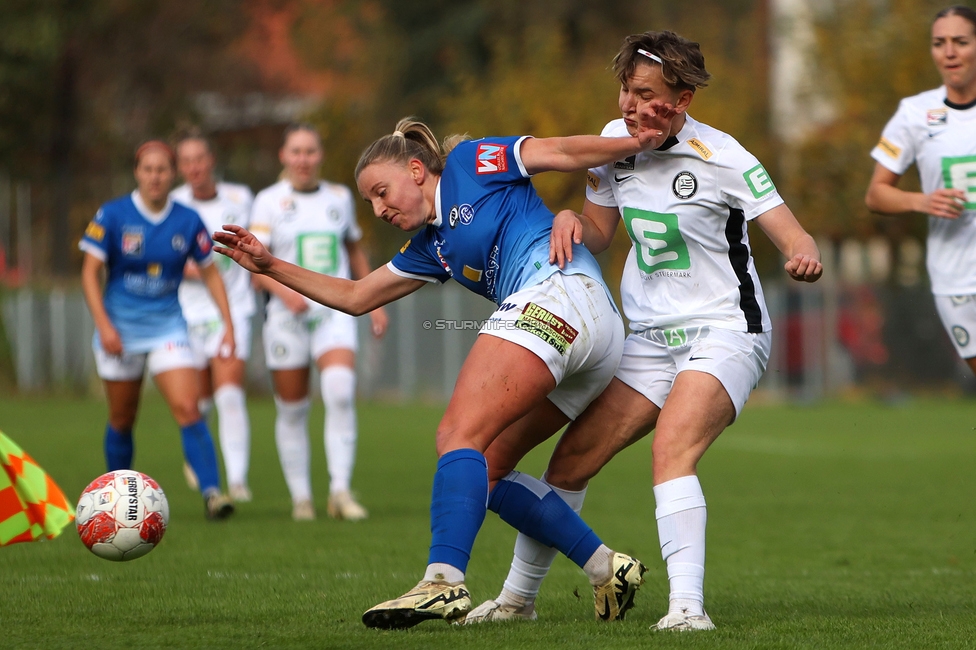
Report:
369,306,389,339
921,189,967,219
785,254,823,283
635,99,677,149
218,326,236,359
213,225,275,273
549,210,583,269
99,325,124,356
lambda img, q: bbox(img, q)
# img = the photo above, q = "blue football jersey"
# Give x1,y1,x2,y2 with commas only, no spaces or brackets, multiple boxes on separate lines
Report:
389,136,605,304
80,191,214,353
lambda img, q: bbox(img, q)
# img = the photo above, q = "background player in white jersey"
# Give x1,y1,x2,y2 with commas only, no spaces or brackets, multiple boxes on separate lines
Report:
80,140,235,520
466,31,823,630
866,6,976,371
173,133,255,503
250,124,388,522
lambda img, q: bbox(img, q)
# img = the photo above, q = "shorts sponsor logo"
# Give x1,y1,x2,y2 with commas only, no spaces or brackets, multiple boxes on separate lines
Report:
476,143,508,174
672,171,698,199
953,325,970,347
876,137,901,160
121,230,144,257
743,164,775,199
613,155,636,171
586,171,600,191
686,138,713,160
515,302,579,355
85,222,105,242
927,109,948,126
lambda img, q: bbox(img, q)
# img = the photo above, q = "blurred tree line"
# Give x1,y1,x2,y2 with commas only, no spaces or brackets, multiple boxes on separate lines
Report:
0,0,961,285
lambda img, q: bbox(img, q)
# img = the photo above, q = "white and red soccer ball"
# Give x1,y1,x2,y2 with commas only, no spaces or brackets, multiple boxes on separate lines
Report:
76,470,169,561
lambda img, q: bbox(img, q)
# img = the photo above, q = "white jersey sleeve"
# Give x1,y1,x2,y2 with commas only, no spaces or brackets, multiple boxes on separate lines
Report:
715,146,785,221
871,96,922,176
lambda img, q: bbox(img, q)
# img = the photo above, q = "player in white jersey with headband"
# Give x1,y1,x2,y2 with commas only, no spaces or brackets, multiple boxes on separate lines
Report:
250,123,388,522
172,134,255,503
465,30,823,630
866,5,976,370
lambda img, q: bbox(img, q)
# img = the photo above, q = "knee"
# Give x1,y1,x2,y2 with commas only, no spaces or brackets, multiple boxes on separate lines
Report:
170,400,201,427
321,366,355,408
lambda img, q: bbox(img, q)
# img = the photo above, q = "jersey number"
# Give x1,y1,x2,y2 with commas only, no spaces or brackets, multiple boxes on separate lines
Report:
297,233,339,274
942,156,976,210
622,208,691,274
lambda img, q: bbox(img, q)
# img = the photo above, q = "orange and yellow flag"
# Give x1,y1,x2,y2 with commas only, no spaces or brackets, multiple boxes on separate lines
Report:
0,430,74,546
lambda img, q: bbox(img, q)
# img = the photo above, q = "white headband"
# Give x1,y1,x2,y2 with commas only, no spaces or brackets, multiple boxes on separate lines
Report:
637,48,663,64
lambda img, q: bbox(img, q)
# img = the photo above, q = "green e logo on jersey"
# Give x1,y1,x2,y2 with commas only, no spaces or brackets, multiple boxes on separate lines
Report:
622,208,691,274
942,155,976,210
744,164,775,199
297,233,339,274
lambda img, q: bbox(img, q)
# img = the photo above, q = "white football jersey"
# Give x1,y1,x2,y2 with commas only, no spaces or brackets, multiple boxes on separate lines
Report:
172,182,256,324
587,117,783,333
871,87,976,295
250,179,362,315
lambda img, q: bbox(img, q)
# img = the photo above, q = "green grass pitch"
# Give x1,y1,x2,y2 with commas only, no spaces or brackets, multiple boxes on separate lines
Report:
1,395,975,649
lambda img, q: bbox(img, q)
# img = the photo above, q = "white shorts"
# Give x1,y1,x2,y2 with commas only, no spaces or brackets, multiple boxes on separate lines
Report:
933,294,976,359
481,273,624,420
615,326,771,419
263,308,358,370
93,337,196,382
186,314,253,369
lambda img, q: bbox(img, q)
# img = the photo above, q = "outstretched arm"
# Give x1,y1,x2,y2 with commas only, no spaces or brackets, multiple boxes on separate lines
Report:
865,163,966,219
519,101,674,175
346,238,389,338
214,224,425,315
754,204,823,283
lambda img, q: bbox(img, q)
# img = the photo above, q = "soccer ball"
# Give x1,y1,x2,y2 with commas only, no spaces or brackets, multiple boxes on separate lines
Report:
76,470,169,561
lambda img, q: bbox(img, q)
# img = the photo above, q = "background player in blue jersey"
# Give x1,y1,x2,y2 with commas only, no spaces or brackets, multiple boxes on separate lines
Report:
215,114,669,628
80,140,236,520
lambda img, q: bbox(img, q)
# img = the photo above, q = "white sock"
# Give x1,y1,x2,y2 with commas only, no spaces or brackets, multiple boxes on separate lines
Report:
582,544,614,586
274,396,312,503
198,397,214,420
654,475,707,616
214,384,250,488
423,562,464,584
499,476,587,606
321,366,357,494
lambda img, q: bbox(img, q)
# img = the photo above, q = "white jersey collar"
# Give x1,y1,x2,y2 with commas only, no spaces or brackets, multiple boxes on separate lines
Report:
431,179,443,227
131,190,173,225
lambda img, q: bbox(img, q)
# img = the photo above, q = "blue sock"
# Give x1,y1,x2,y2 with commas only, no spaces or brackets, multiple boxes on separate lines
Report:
488,471,602,568
104,424,133,471
427,448,489,573
180,419,221,493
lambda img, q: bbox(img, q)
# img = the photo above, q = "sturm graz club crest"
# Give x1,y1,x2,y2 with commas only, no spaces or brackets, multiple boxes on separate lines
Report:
952,325,970,347
672,171,698,199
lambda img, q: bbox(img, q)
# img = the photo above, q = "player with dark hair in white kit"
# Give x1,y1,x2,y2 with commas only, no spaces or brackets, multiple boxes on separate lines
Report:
173,133,255,503
249,124,388,522
464,30,823,631
866,6,976,371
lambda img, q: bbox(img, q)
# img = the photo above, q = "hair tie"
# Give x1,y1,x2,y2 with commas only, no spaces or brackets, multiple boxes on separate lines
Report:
392,130,405,138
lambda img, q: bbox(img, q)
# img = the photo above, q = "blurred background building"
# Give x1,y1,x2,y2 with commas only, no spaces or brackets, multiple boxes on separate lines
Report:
0,0,968,399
